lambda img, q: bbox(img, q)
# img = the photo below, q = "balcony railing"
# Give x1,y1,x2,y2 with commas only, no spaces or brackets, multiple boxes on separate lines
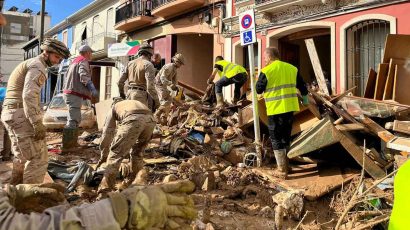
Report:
75,32,116,50
151,0,173,11
115,0,152,25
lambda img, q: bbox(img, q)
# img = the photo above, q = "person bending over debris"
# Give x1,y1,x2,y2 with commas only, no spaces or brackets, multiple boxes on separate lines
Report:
1,38,70,185
154,53,185,123
118,43,159,111
0,180,197,229
256,47,309,179
97,98,155,195
207,56,248,107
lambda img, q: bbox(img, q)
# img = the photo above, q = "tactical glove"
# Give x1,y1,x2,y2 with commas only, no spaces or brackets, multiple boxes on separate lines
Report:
86,81,99,98
6,183,66,213
33,121,46,140
109,180,197,229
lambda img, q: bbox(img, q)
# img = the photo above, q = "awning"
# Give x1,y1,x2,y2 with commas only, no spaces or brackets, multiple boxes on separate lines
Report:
108,40,143,57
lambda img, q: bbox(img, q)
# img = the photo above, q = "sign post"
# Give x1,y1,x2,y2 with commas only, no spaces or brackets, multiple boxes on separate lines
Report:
239,9,262,167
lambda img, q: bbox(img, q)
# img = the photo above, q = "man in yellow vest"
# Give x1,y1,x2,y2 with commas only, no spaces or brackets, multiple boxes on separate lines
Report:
207,56,248,107
256,47,309,178
389,158,410,229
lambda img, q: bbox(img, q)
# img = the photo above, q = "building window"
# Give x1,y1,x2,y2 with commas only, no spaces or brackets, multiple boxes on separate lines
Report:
105,67,112,100
62,30,68,46
10,23,22,33
92,15,100,37
346,19,390,96
106,8,114,33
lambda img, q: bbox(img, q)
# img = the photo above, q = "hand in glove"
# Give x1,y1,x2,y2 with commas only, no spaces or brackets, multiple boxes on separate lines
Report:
6,183,66,213
109,180,197,229
119,162,131,178
86,81,99,99
33,121,46,140
207,76,214,85
302,95,309,105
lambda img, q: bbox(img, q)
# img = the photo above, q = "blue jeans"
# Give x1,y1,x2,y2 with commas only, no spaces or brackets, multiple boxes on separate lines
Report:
215,73,247,100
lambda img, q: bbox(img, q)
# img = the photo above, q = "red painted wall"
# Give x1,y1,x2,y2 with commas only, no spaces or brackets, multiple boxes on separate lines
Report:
151,35,172,63
231,2,410,93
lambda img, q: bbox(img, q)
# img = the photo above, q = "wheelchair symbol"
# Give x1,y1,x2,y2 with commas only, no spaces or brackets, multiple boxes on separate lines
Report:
243,31,253,44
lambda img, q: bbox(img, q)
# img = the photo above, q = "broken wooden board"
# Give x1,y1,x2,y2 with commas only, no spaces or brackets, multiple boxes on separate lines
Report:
383,59,405,100
239,95,268,128
357,116,395,143
330,87,357,104
335,123,365,132
144,157,178,165
95,99,113,130
291,108,320,136
305,38,330,96
392,60,410,105
382,34,410,63
289,116,342,158
253,165,359,201
392,120,410,135
374,63,389,100
339,132,386,179
364,68,377,99
387,137,410,152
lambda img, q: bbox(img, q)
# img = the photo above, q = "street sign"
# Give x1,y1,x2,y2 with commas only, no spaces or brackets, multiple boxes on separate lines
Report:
239,9,256,46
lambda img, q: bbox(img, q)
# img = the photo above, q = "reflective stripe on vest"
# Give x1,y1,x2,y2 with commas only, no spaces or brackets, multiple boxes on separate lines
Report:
262,60,299,116
216,60,247,79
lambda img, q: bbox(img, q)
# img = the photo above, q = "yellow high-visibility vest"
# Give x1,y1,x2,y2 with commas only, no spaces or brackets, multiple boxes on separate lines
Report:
262,60,299,116
389,159,410,230
215,60,247,79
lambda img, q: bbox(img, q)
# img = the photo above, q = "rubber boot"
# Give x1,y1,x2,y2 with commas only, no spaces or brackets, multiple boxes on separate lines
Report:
62,127,79,153
274,149,289,179
216,93,224,108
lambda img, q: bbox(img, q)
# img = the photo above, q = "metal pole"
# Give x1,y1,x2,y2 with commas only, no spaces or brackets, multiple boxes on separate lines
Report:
40,0,45,43
247,43,262,166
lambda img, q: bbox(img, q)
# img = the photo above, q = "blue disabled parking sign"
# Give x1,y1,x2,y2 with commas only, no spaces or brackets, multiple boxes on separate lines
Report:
239,9,256,46
242,31,253,45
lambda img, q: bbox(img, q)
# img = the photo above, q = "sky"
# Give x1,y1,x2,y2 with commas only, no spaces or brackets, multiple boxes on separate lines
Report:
4,0,94,26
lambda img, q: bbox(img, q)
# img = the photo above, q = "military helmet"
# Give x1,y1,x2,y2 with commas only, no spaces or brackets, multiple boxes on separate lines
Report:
40,38,71,59
172,53,185,65
137,43,154,57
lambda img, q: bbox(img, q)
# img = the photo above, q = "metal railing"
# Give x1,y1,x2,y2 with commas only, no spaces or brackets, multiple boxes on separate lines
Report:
255,0,272,4
75,32,116,51
151,0,177,11
115,0,152,24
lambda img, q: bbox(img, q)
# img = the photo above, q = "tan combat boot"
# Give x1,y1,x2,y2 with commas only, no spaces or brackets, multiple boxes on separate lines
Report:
274,149,289,179
216,93,224,108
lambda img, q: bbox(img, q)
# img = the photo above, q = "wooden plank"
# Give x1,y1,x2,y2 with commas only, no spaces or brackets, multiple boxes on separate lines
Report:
358,116,395,143
374,63,389,100
383,34,410,63
393,61,410,105
330,86,357,104
364,68,377,99
335,123,365,132
305,38,330,96
393,120,410,135
253,166,359,201
387,137,410,152
291,109,320,136
383,59,405,100
339,133,386,179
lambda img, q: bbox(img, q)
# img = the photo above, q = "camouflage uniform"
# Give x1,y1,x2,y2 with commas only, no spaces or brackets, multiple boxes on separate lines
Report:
98,100,155,192
154,63,179,122
118,56,159,109
1,54,49,184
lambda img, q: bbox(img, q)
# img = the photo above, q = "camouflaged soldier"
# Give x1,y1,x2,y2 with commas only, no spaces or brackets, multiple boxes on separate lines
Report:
1,38,70,184
154,53,184,123
97,98,156,194
118,43,159,110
